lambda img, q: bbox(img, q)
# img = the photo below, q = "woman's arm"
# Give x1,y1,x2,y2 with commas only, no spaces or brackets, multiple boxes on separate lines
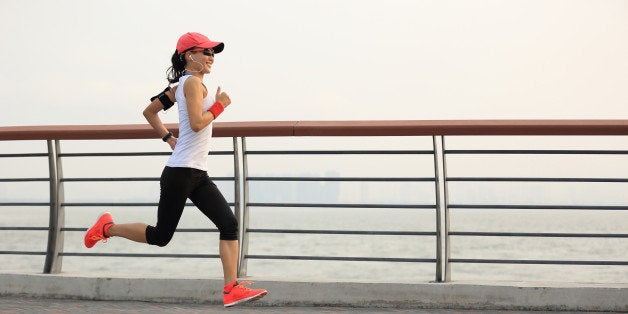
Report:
184,76,213,132
185,76,231,132
143,87,177,149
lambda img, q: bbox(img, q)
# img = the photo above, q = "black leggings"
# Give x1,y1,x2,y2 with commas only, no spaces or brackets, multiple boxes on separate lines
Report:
145,166,238,246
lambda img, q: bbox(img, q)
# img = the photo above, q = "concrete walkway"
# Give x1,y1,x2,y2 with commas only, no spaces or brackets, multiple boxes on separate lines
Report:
1,272,626,312
0,296,617,314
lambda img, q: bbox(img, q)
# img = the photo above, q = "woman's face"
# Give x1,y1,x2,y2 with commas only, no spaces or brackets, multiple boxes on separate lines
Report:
187,48,215,73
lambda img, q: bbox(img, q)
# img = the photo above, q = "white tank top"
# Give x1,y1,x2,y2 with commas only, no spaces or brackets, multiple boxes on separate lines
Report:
166,75,214,171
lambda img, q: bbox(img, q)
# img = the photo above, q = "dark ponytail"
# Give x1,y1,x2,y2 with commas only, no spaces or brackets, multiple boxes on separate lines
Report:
166,50,187,84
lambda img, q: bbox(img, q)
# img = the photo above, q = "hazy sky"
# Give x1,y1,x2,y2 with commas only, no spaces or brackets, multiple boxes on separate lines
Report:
1,2,627,266
1,0,627,127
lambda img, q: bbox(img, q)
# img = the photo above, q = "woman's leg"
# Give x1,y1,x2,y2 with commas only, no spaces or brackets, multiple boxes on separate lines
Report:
219,240,239,285
190,172,267,306
145,167,192,246
108,167,191,246
189,174,239,285
108,223,148,243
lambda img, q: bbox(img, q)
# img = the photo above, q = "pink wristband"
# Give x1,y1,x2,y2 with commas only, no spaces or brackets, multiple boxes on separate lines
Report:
208,102,224,119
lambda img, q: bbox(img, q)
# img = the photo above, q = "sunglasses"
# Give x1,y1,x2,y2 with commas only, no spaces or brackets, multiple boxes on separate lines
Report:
191,48,215,57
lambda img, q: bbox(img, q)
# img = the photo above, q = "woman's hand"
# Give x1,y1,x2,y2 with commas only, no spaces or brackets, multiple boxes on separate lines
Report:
215,87,231,108
166,136,177,150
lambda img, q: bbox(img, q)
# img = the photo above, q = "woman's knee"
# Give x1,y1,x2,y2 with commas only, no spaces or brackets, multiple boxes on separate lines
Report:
145,225,174,247
218,215,239,240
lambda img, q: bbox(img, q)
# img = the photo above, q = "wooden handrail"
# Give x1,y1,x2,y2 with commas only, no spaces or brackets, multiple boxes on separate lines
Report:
1,120,628,141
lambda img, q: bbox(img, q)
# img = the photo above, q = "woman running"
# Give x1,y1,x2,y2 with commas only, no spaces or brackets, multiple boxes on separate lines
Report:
84,32,267,307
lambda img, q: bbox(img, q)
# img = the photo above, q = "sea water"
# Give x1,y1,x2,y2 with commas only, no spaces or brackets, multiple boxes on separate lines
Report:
1,205,627,284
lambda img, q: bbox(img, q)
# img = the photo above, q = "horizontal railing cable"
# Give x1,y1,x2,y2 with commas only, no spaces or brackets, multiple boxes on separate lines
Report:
247,176,434,182
245,150,434,155
0,202,49,206
57,151,234,157
0,251,46,256
0,227,49,231
0,153,48,158
445,149,628,155
0,178,50,182
60,227,218,233
448,204,628,210
248,229,436,236
247,203,434,209
449,231,628,238
448,177,628,183
60,202,236,207
245,255,436,263
60,177,234,182
449,259,628,266
247,229,436,236
61,252,221,258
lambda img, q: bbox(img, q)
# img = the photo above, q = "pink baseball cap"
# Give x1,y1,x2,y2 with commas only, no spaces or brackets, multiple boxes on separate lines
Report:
176,32,224,54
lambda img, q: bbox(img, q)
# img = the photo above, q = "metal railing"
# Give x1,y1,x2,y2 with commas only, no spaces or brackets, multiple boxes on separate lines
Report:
1,120,627,283
237,137,442,279
440,139,628,281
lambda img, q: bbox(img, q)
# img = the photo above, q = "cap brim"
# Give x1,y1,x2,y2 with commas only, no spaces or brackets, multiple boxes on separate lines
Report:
212,42,224,53
199,41,224,54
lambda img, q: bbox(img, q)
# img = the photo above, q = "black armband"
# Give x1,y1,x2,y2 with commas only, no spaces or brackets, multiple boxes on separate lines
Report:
150,86,175,111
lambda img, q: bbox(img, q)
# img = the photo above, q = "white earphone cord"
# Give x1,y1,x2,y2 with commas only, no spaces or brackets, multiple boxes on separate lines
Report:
185,54,204,73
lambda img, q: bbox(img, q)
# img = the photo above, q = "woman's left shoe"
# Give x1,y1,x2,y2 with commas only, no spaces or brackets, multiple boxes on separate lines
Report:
223,281,267,307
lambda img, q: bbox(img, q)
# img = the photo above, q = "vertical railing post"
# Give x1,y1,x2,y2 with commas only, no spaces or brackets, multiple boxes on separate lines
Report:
441,136,451,282
432,135,450,282
432,136,444,282
237,137,251,278
233,137,242,274
43,140,65,274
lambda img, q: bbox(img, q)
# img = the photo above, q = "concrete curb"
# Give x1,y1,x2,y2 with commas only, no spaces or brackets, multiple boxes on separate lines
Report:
1,273,626,311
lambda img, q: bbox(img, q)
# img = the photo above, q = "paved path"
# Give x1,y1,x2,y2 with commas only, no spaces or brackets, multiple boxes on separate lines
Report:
0,296,615,314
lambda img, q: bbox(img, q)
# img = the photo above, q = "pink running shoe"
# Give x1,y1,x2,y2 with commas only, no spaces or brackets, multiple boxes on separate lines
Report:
84,212,114,248
223,281,267,307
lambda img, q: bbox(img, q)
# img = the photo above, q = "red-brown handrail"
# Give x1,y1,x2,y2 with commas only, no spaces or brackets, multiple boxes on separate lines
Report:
1,120,628,141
